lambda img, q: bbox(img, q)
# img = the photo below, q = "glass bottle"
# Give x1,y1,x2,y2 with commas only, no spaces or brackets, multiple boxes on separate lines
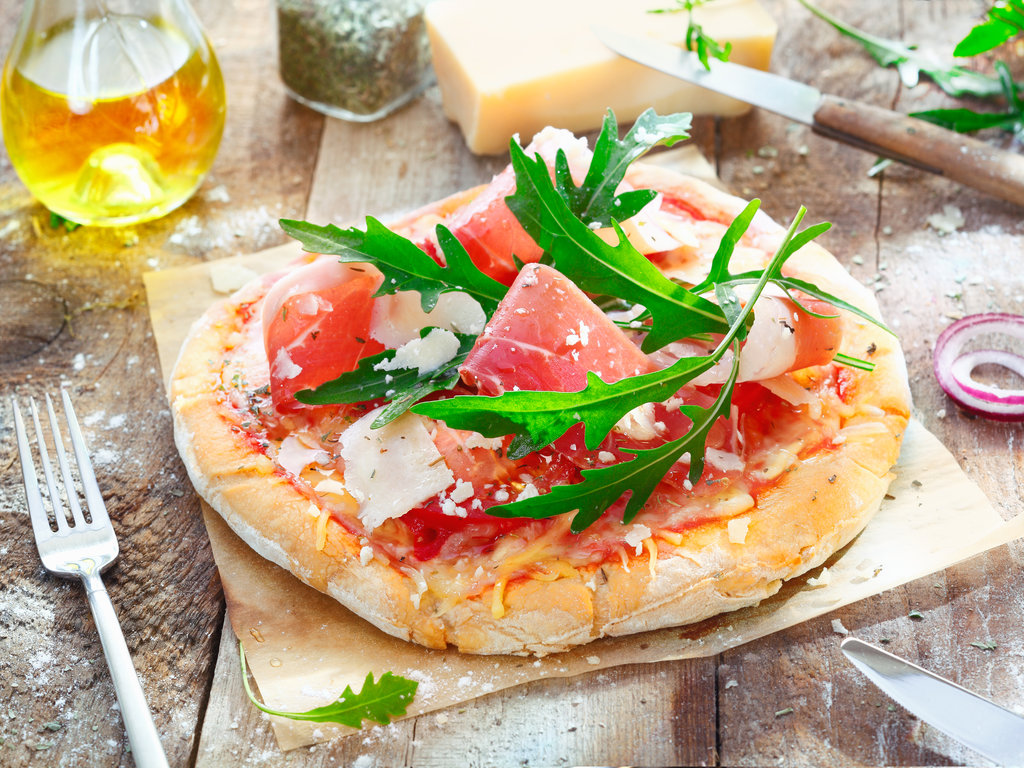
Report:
1,0,226,226
276,0,433,122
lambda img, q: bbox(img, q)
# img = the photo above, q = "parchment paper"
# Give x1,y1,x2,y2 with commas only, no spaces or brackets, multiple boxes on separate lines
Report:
144,147,1024,750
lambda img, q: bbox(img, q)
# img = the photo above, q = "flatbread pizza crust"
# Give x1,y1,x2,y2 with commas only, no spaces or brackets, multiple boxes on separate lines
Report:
170,163,910,656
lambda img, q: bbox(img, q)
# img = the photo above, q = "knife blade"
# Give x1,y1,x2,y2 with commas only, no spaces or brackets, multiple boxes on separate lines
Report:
594,26,1024,208
841,637,1024,765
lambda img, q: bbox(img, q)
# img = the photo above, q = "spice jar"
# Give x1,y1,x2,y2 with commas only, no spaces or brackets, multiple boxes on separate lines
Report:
276,0,434,122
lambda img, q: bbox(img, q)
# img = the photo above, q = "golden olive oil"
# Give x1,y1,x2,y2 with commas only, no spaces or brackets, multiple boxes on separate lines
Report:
1,15,225,226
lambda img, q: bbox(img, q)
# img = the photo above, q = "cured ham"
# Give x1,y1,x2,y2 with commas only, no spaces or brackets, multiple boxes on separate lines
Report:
460,263,656,395
261,256,385,412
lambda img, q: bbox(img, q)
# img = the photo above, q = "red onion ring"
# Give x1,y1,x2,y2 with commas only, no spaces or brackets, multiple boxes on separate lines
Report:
933,313,1024,421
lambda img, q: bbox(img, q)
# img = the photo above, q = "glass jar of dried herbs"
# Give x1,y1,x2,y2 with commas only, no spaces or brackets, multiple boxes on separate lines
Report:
276,0,434,121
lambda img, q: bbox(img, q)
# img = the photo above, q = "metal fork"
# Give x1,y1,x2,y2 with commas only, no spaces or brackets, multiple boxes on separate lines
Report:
12,391,170,768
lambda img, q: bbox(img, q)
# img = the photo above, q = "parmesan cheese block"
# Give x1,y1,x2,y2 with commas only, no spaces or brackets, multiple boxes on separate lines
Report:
425,0,778,154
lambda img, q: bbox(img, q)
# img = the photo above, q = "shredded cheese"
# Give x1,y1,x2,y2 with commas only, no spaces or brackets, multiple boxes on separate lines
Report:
315,510,330,551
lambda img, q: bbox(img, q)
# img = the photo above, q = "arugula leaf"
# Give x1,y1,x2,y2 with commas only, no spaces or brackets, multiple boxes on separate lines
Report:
912,62,1024,139
279,216,507,315
485,344,739,533
240,643,417,728
506,136,729,351
554,109,693,227
797,0,1011,99
414,354,715,452
955,0,1024,57
295,330,477,427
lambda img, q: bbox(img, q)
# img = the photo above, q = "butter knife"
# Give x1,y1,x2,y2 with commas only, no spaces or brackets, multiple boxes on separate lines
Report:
841,637,1024,765
594,26,1024,208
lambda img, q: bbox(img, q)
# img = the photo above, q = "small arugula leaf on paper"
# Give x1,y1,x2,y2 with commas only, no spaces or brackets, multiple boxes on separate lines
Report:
554,108,693,227
485,345,739,533
279,216,507,315
797,0,1010,98
296,331,477,427
240,643,417,728
506,135,729,351
954,0,1024,57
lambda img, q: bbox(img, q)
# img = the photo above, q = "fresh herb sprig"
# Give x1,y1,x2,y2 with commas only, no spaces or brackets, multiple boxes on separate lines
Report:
239,643,417,728
649,0,733,70
797,0,1012,98
488,347,740,534
279,216,507,316
798,0,1024,139
541,109,694,228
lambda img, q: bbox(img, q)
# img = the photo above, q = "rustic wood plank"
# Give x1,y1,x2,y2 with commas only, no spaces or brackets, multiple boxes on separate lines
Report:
0,0,321,765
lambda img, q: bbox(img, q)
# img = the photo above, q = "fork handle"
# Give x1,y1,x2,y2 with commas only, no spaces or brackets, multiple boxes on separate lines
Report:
82,572,170,768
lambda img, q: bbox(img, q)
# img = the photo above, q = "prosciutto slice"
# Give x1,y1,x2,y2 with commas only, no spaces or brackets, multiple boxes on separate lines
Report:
461,263,655,395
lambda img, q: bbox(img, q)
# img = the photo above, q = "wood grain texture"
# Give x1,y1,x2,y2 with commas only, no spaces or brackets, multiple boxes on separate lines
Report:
2,0,1023,766
0,0,321,765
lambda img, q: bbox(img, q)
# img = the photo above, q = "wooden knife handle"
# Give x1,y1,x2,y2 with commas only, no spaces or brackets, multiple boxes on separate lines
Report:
813,93,1024,207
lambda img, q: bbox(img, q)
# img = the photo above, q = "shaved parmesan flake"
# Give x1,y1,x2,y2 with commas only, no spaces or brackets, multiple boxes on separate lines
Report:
277,435,329,478
706,448,744,473
462,432,503,450
516,483,539,501
727,516,750,544
314,478,348,496
272,348,303,381
831,618,849,635
370,290,486,347
339,408,454,530
614,402,661,441
450,479,474,504
624,524,651,555
209,260,259,294
360,545,374,566
374,328,461,375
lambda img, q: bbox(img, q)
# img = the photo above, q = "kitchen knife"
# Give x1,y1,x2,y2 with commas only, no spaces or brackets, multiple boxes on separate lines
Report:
841,637,1024,765
594,26,1024,208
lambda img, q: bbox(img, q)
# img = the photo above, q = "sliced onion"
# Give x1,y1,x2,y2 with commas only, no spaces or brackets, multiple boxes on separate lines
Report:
933,313,1024,421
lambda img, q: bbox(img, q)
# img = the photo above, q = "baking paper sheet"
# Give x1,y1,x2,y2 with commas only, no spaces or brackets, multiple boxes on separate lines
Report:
144,147,1024,750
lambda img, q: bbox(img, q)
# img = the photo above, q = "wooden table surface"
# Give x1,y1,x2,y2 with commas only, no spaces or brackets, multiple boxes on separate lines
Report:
2,1,1023,766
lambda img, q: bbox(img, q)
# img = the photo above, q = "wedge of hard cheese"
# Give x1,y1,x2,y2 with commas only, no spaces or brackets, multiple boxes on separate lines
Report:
425,0,778,155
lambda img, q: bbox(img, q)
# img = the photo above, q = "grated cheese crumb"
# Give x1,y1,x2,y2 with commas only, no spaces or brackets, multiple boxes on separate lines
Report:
727,517,750,544
806,567,831,588
624,524,651,555
359,545,374,566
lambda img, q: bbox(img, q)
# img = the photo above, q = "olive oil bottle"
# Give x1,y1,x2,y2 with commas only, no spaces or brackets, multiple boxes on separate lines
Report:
1,0,226,226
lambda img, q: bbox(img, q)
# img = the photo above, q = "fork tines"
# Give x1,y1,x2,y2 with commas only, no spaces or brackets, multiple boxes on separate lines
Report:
12,391,109,535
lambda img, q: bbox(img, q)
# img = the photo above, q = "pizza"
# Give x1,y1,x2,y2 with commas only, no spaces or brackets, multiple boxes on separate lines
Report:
170,115,910,656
